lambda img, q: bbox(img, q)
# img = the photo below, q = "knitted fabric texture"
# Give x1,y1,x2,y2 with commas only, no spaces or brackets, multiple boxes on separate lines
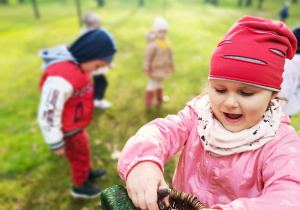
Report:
153,17,168,32
209,16,297,91
69,29,116,63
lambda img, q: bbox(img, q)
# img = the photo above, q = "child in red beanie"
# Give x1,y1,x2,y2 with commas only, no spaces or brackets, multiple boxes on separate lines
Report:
118,16,300,209
38,29,116,199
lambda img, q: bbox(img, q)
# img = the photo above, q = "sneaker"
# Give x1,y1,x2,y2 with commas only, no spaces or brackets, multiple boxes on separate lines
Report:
88,168,107,181
94,99,111,109
71,181,101,199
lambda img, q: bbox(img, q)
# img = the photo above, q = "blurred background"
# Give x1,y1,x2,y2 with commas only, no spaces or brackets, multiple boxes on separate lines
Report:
1,0,300,209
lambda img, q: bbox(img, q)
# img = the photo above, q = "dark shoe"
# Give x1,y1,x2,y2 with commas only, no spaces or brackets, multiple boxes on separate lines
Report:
88,169,107,181
71,181,101,199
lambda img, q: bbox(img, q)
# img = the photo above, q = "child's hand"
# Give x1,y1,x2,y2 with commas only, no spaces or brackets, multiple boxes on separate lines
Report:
126,161,169,210
53,147,65,156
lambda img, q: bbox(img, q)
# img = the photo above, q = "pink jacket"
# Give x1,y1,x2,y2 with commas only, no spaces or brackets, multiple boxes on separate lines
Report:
118,98,300,210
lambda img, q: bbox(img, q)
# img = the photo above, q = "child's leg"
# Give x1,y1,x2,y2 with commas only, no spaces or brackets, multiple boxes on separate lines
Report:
93,75,111,109
64,130,92,186
93,75,108,100
145,78,158,106
146,78,157,91
156,79,164,101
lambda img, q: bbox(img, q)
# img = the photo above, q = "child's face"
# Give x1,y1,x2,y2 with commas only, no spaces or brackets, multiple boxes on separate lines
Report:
156,30,167,40
80,59,109,73
208,79,277,133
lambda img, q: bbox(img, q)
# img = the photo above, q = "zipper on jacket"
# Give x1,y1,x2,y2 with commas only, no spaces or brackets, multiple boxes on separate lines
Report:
200,155,216,204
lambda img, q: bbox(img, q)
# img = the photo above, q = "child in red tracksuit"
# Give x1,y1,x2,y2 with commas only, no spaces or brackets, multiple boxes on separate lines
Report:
38,29,116,199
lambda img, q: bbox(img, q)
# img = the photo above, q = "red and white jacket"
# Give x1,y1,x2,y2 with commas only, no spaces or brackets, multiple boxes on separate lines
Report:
38,61,94,150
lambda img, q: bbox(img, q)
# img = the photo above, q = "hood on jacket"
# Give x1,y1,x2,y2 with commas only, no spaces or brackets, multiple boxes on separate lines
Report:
39,45,77,71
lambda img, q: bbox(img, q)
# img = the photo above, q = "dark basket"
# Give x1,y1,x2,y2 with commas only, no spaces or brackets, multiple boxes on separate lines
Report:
100,185,206,210
166,189,206,210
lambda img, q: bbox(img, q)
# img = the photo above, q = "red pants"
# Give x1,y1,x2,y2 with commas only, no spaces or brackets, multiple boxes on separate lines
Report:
64,129,92,186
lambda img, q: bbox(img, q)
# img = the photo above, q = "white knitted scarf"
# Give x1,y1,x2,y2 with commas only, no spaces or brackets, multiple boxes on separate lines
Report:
196,95,282,156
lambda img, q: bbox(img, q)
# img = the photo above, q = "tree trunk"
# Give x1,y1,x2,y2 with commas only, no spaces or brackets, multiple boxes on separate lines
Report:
238,0,243,6
258,0,263,9
96,0,104,7
245,0,252,7
75,0,82,27
31,0,40,19
139,0,144,6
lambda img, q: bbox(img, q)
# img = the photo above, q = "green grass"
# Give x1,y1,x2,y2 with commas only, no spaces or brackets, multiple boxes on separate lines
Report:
1,0,300,209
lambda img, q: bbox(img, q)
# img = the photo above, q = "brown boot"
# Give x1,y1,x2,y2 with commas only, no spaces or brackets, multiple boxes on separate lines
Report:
145,91,158,106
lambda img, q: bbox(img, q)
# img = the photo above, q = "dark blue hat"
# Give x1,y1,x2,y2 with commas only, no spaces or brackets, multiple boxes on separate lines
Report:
69,29,117,63
292,26,300,54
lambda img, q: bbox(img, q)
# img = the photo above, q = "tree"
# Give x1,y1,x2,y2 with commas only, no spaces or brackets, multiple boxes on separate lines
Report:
292,0,297,3
139,0,144,6
238,0,243,6
245,0,252,7
0,0,8,4
205,0,218,6
96,0,104,7
258,0,263,9
211,0,218,6
31,0,40,19
75,0,82,26
19,0,24,3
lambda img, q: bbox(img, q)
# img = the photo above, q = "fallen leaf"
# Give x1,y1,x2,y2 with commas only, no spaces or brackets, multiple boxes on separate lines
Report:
30,127,37,133
95,139,102,145
13,202,20,210
96,159,103,166
32,143,38,152
105,143,112,150
111,145,121,160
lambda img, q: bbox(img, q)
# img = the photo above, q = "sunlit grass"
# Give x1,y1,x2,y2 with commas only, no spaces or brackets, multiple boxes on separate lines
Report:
1,0,300,209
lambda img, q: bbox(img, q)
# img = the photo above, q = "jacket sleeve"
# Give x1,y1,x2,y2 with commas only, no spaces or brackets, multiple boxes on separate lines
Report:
212,128,300,210
143,43,156,72
118,100,198,180
37,76,73,150
277,59,298,99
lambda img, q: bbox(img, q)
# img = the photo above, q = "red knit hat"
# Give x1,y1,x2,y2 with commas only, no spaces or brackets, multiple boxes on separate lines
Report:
209,16,297,91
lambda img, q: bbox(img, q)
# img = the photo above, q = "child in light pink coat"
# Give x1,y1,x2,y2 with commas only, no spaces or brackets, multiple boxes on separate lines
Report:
118,16,300,210
144,17,174,106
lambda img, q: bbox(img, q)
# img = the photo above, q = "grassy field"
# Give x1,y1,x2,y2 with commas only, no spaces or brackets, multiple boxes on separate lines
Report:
1,0,300,209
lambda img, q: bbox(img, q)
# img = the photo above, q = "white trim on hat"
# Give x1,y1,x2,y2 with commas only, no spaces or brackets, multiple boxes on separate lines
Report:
208,77,280,92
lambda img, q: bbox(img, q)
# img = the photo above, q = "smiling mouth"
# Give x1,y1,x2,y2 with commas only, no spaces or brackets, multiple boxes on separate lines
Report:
224,113,243,120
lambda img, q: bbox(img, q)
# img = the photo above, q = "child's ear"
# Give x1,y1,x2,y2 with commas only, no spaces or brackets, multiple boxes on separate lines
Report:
271,92,278,100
